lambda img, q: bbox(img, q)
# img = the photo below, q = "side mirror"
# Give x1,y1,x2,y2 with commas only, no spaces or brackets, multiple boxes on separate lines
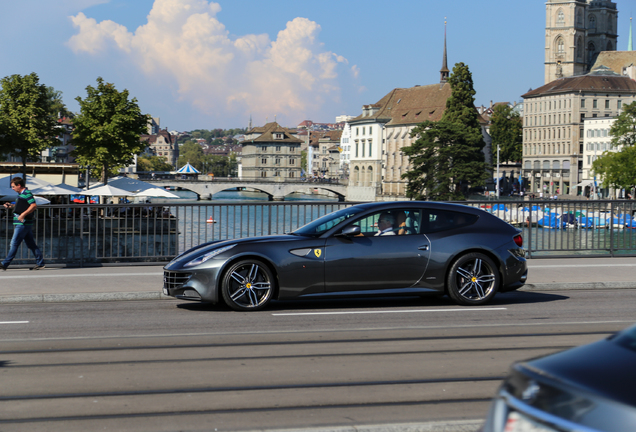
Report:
337,225,361,237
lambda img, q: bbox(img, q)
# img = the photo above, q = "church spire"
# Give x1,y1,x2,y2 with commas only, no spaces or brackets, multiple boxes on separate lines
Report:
440,18,449,83
629,17,633,51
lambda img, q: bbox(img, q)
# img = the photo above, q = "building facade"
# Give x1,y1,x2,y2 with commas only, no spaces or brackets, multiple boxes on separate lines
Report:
242,122,302,179
581,117,625,198
140,129,178,167
545,0,618,84
521,67,636,196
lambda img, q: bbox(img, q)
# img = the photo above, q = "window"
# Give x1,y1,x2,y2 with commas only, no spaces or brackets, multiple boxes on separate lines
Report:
261,158,267,165
605,100,610,109
362,142,365,157
581,99,585,108
593,100,598,109
362,127,365,135
355,143,359,157
290,158,295,165
261,171,267,178
289,171,295,178
368,142,372,158
290,146,295,152
261,146,267,152
618,100,622,109
557,38,564,55
557,10,565,26
276,146,281,152
275,158,281,165
369,127,372,135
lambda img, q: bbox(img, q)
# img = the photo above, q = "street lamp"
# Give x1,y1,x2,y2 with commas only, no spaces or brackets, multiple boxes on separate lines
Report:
496,144,500,199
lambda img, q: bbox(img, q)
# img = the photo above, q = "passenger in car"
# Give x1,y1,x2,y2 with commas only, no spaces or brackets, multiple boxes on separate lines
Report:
375,213,396,236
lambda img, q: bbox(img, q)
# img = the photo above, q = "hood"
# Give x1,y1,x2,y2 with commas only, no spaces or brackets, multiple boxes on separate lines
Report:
523,338,636,407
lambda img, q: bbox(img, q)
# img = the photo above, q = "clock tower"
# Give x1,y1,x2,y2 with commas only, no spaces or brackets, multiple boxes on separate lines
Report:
545,0,618,84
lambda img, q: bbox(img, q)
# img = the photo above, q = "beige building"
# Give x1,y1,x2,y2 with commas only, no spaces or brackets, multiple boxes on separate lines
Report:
545,0,618,84
314,130,342,179
140,129,178,167
521,67,636,196
242,122,302,179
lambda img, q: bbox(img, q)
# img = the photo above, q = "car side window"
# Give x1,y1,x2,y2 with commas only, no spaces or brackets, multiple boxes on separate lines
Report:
421,210,477,234
346,209,423,236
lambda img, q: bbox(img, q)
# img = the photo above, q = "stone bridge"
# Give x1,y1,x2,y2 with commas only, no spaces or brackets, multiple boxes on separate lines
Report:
146,178,348,201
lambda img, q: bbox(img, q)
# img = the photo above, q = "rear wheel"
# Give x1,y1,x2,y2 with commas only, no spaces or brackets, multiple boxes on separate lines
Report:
447,253,500,306
221,259,275,311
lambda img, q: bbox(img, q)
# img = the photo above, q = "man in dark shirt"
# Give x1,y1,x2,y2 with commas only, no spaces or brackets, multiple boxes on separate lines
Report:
1,177,45,270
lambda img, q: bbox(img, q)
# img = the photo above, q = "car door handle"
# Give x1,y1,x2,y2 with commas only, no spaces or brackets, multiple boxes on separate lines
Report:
418,245,429,251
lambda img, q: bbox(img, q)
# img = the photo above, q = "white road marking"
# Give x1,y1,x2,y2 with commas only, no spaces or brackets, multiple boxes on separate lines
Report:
527,264,636,268
272,307,507,316
0,321,29,324
0,272,160,280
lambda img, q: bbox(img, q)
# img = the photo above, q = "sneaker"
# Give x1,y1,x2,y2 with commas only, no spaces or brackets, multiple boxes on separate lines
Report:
1,263,6,271
30,265,45,271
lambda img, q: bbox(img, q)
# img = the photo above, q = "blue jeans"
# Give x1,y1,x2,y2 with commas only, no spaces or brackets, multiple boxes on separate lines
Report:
2,224,44,268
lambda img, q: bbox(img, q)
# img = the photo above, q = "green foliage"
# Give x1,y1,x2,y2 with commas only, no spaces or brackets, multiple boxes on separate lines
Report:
610,101,636,148
402,63,487,200
0,73,60,176
45,86,73,119
592,101,636,195
177,141,205,169
71,77,148,184
489,104,523,163
137,155,173,172
403,120,488,200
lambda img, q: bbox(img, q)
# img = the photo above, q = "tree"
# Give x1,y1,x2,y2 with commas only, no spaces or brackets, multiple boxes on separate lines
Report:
71,77,148,184
489,104,522,163
177,141,205,169
137,155,173,172
402,63,488,200
592,101,636,197
46,86,73,119
0,73,60,178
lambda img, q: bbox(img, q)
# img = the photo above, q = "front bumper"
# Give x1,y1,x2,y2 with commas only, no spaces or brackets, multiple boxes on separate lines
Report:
162,263,223,303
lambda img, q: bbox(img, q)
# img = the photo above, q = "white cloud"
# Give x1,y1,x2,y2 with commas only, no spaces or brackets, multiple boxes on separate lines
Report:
67,0,348,125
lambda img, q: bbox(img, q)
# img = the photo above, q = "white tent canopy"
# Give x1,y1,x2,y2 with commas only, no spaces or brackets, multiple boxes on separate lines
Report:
0,175,52,189
82,184,132,197
176,163,200,174
30,184,83,195
133,188,179,198
575,180,595,188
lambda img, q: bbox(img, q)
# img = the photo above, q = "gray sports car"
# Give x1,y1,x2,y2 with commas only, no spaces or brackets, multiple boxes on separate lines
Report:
163,201,527,311
481,323,636,432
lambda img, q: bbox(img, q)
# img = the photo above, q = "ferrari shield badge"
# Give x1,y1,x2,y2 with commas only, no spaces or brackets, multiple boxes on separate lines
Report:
314,249,322,258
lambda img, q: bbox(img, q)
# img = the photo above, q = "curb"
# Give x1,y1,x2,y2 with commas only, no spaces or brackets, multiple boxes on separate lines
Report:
241,420,483,432
0,292,171,304
520,282,636,291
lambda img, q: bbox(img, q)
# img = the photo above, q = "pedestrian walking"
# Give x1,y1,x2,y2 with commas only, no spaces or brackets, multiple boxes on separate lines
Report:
1,177,45,271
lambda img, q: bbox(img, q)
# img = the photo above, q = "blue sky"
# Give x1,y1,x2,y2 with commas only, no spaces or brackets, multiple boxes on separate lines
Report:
1,0,634,131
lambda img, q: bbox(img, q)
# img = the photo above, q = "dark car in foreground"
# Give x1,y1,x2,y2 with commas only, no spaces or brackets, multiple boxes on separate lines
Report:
163,201,527,311
482,323,636,432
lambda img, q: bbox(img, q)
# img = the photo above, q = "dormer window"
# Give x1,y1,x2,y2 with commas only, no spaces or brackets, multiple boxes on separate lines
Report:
274,133,284,140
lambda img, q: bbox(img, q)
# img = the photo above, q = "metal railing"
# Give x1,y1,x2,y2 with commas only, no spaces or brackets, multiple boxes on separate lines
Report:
1,200,635,265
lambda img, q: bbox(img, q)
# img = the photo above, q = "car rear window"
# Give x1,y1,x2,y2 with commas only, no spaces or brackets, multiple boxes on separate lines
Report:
421,210,478,233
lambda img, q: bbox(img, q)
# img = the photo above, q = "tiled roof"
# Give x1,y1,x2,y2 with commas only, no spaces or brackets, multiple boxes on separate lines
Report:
350,83,452,126
592,51,636,75
251,122,302,143
522,68,636,98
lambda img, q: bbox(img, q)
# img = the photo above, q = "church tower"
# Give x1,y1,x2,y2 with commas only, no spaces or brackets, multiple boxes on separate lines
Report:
545,0,618,84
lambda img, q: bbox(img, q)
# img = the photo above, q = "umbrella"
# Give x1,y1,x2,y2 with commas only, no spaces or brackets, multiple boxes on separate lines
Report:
176,162,200,174
83,184,132,197
0,175,52,189
132,188,179,198
30,184,82,195
34,196,50,205
103,176,158,193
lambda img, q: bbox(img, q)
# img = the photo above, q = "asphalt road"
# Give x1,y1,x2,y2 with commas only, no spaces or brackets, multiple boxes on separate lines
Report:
0,288,634,432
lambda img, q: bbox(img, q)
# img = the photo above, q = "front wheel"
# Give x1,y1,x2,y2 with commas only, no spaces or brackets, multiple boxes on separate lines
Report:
447,253,500,306
221,260,275,311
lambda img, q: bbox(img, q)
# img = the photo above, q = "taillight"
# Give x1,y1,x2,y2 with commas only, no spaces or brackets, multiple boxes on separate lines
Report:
513,234,523,247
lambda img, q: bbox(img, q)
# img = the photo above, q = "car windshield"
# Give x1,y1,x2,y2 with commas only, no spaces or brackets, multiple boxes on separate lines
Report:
613,324,636,353
292,206,363,237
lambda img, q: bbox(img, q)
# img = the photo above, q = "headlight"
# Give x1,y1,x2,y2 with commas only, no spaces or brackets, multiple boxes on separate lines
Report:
184,244,236,267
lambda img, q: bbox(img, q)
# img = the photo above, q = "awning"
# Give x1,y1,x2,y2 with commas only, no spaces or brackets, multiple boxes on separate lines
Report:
575,179,595,188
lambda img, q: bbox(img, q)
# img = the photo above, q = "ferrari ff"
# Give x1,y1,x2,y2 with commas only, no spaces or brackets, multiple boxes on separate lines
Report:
163,201,527,311
481,323,636,431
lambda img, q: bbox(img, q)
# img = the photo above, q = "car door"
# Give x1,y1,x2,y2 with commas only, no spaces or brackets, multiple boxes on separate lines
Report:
323,209,431,293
